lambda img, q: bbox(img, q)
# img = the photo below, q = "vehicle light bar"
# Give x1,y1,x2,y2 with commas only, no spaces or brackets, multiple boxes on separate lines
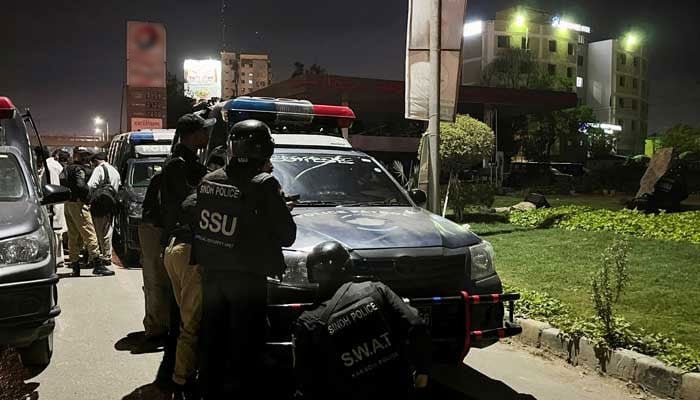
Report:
0,96,16,119
129,130,175,144
222,96,355,129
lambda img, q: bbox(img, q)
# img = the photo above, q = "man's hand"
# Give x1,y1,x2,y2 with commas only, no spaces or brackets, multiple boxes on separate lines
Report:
414,373,429,389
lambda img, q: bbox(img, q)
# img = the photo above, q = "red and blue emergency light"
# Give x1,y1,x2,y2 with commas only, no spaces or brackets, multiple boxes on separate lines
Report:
222,97,355,130
0,97,17,119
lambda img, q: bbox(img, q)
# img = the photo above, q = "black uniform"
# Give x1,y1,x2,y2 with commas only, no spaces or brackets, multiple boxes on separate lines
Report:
61,163,90,202
293,281,431,400
194,164,296,398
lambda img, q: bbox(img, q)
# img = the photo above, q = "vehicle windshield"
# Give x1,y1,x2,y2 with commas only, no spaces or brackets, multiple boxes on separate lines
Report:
271,152,411,206
129,161,163,187
0,153,26,201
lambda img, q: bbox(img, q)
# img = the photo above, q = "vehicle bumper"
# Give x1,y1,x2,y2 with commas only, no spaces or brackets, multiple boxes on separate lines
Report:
0,275,60,348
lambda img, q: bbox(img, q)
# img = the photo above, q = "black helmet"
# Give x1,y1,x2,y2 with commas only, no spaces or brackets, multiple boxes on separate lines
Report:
228,119,275,162
307,241,352,286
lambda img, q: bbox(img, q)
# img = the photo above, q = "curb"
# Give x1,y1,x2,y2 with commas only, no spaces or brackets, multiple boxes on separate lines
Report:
513,318,698,399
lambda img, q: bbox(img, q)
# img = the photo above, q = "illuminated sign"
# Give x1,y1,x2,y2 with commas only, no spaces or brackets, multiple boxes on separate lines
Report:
551,17,591,34
184,59,222,100
463,21,483,37
584,123,623,134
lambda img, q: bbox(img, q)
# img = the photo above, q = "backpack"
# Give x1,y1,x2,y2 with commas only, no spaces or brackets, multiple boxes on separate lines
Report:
90,164,118,216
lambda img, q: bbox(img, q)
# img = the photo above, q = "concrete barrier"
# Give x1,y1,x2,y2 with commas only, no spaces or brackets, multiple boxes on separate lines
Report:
681,373,700,400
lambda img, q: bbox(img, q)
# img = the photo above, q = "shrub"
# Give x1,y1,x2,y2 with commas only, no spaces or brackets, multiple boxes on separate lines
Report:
446,180,497,222
591,238,631,347
508,206,700,244
504,283,700,372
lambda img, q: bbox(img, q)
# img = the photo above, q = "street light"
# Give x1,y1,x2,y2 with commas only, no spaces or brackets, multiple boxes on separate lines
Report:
93,116,109,142
513,12,529,50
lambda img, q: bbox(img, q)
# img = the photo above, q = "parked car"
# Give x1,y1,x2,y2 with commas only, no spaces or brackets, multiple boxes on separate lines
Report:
212,97,520,370
0,97,70,375
107,131,173,267
113,157,164,267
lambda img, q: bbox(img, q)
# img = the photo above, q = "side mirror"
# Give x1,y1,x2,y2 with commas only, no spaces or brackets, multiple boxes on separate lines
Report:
409,189,427,207
41,184,71,205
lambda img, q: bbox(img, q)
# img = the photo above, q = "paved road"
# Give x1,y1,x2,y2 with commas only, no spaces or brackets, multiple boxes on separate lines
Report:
23,266,654,400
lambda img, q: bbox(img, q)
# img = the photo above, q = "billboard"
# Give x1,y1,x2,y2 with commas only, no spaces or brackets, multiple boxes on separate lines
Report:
405,0,466,122
126,21,167,131
184,59,222,100
126,21,166,88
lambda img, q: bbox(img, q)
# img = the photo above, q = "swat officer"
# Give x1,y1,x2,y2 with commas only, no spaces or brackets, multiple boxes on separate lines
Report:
193,119,296,399
292,241,431,400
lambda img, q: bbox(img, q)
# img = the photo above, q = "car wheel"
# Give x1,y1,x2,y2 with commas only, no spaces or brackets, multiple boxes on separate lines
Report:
17,333,53,377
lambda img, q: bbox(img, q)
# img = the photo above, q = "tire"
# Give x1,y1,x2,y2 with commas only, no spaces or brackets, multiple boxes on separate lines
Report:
18,333,53,377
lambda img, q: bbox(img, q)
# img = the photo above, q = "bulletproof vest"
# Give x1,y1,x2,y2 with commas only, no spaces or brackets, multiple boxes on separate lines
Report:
193,171,272,272
319,283,402,386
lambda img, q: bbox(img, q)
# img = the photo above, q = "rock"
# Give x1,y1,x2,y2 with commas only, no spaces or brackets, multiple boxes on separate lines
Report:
511,202,537,212
636,148,673,197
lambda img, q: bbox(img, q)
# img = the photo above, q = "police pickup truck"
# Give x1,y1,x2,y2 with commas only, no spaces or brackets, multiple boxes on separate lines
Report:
209,97,520,364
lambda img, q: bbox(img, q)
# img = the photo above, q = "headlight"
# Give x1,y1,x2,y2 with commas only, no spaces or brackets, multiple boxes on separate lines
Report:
128,201,143,218
469,240,496,281
0,227,51,266
281,251,312,286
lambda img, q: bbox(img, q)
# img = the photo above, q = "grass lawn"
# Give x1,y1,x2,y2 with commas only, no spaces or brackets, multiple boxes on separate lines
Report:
470,224,700,350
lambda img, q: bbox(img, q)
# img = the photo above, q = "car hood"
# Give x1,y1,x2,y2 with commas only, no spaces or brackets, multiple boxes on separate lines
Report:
290,207,480,251
0,200,42,239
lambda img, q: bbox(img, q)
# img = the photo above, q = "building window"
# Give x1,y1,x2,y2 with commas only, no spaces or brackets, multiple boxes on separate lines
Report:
241,72,245,77
548,64,556,76
631,120,637,131
618,119,624,129
633,57,640,67
631,99,638,110
618,97,625,108
497,35,510,48
618,53,627,65
633,78,638,89
568,43,574,55
578,34,585,45
619,76,626,87
521,37,528,50
642,59,648,72
549,40,557,52
248,79,253,84
576,77,584,88
577,55,584,66
240,79,245,84
567,67,574,78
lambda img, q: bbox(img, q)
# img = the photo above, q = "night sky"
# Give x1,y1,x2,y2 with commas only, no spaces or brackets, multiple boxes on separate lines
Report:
3,0,699,135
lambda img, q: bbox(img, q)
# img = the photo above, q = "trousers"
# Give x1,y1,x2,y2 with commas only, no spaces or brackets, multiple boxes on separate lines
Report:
163,241,202,385
139,223,171,337
92,213,113,263
200,269,267,399
64,201,100,263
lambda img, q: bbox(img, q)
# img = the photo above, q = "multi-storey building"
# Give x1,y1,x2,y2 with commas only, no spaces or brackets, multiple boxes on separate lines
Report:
462,7,590,98
586,38,650,154
220,52,272,99
462,6,650,155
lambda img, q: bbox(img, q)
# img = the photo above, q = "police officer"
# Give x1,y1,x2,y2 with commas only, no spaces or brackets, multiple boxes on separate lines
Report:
159,113,213,398
293,241,431,400
193,119,296,399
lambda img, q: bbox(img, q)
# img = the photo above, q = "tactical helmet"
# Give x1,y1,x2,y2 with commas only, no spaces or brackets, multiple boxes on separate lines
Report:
228,119,275,162
307,241,352,285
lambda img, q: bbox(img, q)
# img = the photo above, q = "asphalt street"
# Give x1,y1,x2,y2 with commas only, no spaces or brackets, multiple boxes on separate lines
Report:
22,265,656,400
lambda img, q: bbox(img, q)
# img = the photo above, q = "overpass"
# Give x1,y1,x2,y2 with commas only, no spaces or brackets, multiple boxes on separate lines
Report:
40,135,110,149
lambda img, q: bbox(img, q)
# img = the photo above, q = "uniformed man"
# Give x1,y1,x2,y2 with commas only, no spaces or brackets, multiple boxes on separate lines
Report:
159,113,213,398
292,241,431,400
193,119,296,399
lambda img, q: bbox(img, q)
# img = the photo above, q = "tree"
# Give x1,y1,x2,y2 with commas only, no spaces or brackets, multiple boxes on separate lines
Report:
526,105,597,160
290,62,327,79
291,62,305,78
661,124,700,154
438,114,495,174
482,48,574,92
166,72,195,128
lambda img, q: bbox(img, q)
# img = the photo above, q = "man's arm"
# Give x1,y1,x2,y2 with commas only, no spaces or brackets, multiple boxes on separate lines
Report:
376,283,432,377
86,166,102,189
75,169,90,201
261,178,297,247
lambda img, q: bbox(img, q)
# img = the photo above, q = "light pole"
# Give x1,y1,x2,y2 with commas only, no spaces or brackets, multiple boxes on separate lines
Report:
94,116,109,143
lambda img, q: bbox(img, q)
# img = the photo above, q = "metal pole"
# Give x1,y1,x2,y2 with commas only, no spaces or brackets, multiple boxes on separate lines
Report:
427,0,441,213
106,121,110,143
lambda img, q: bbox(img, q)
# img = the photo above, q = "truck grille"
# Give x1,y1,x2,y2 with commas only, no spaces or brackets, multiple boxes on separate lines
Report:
352,254,466,297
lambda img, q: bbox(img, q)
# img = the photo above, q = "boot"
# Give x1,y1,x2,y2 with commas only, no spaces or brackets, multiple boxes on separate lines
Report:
70,262,80,277
92,260,115,276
